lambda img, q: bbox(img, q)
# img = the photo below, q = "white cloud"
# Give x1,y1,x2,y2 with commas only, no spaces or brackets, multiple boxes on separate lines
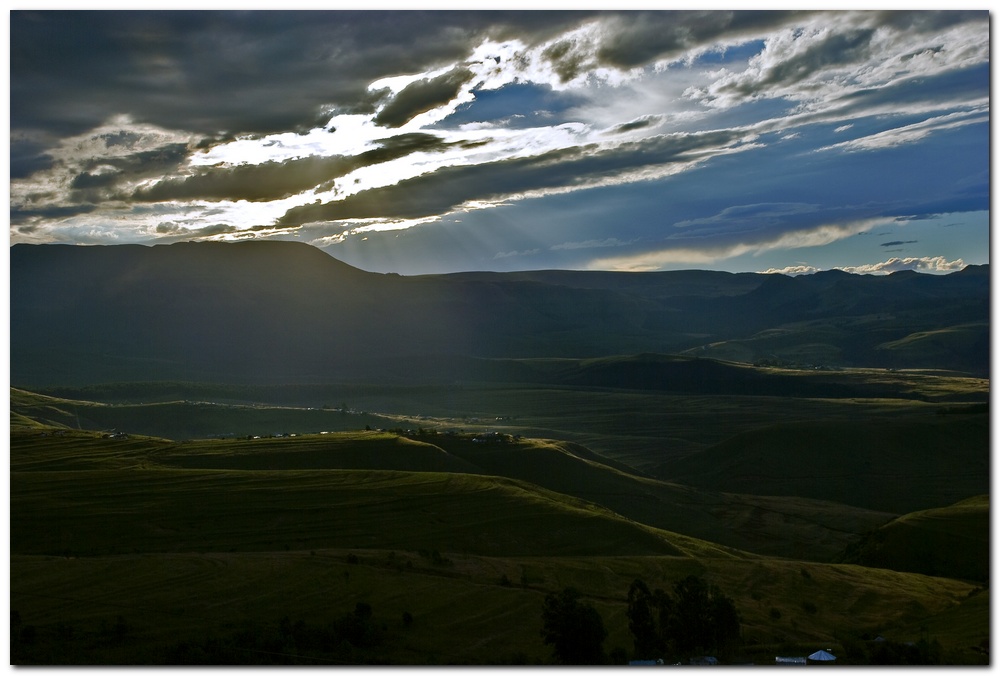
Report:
760,256,968,276
835,256,966,275
494,248,541,259
10,115,195,212
760,264,820,275
588,216,886,271
818,107,988,152
689,11,987,112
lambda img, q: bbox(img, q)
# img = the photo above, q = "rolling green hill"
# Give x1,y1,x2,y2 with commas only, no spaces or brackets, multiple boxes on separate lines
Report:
836,495,989,582
11,466,693,559
10,397,988,664
876,322,989,369
10,387,400,441
663,411,989,514
12,384,986,561
11,419,891,562
11,547,982,665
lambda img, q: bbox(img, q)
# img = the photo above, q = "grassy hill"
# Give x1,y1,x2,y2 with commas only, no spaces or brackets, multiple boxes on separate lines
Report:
11,547,983,665
9,381,990,664
10,387,400,440
11,425,986,664
12,382,987,560
12,464,693,559
663,411,989,514
836,495,990,583
11,419,892,562
876,322,989,370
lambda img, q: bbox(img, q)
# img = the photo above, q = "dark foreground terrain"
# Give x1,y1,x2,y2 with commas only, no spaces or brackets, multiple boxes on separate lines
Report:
10,241,989,664
10,366,989,664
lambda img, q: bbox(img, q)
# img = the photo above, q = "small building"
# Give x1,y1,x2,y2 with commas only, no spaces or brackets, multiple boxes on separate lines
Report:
807,650,836,664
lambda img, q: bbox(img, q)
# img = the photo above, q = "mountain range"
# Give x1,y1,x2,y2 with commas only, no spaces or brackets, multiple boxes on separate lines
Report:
10,240,989,386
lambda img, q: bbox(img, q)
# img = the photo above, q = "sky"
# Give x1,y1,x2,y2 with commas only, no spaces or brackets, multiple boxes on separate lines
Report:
8,9,991,275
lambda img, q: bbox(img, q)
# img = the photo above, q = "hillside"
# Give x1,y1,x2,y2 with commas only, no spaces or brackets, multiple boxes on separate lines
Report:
11,374,987,561
10,417,988,664
10,241,989,386
662,411,989,514
8,240,991,665
8,419,886,561
836,495,990,583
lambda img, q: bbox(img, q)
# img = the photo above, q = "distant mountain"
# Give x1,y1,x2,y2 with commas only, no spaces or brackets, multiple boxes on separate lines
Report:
10,241,989,386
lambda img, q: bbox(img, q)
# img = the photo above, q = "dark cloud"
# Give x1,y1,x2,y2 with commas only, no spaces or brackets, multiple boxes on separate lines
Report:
128,133,452,204
10,138,55,179
834,63,988,116
874,9,986,34
543,40,589,83
133,155,358,204
276,128,745,226
611,116,663,134
10,204,98,225
70,143,191,198
719,27,878,99
595,10,806,69
10,11,598,145
881,240,918,247
154,222,241,238
375,68,476,128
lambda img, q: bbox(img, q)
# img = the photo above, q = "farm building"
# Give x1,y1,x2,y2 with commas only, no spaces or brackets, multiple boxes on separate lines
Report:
807,650,837,664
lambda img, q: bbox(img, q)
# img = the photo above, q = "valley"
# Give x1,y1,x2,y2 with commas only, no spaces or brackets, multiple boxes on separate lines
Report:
9,241,990,664
10,361,990,664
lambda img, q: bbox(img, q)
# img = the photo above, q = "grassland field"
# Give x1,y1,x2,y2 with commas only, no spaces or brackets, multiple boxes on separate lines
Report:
9,362,990,664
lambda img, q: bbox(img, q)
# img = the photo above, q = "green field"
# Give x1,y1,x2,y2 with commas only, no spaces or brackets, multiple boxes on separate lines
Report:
9,365,990,665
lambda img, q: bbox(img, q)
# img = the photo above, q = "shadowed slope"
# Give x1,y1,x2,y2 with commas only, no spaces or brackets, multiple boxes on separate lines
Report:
836,495,989,582
664,412,989,514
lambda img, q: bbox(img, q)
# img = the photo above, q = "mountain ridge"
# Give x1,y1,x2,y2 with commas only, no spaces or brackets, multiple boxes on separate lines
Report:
10,240,989,386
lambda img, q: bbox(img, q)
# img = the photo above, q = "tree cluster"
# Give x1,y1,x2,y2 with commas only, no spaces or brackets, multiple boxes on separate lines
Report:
539,575,742,665
627,575,741,661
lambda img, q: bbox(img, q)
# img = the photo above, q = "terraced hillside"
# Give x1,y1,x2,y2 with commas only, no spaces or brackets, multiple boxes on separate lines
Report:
11,394,990,664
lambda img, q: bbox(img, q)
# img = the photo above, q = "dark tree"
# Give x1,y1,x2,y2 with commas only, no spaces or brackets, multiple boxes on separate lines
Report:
707,590,741,655
540,587,607,665
626,575,741,660
668,575,712,655
627,579,662,659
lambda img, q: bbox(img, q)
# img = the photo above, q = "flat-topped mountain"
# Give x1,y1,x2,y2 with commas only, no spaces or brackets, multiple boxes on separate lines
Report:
11,240,989,385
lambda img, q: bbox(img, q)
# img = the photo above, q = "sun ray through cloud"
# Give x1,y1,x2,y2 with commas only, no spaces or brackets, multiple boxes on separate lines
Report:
10,10,988,275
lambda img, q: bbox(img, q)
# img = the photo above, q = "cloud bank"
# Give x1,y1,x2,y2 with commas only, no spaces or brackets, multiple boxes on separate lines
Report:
761,256,967,276
10,10,989,274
